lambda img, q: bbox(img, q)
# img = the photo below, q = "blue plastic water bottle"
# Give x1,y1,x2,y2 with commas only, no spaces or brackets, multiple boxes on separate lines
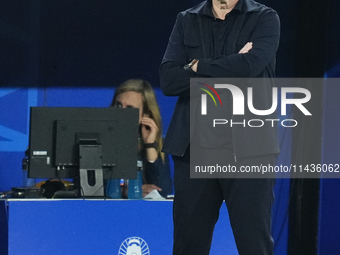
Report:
128,136,143,199
106,179,121,199
128,160,143,199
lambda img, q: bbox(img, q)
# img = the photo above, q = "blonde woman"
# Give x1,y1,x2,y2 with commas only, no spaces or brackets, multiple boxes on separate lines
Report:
110,79,172,197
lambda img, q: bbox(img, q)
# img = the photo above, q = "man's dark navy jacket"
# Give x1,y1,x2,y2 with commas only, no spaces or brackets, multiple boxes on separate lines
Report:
160,0,280,160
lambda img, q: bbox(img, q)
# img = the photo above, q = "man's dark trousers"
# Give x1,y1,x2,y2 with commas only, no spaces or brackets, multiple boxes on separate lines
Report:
172,148,275,255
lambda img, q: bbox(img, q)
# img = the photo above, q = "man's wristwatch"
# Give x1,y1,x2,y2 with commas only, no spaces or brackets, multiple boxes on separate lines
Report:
183,59,198,71
144,141,159,150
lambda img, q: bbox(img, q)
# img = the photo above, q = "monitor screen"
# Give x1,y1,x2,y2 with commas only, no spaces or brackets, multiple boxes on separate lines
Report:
28,107,139,181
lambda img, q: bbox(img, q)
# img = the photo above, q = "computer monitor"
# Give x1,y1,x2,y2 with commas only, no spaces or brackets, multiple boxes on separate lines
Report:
28,107,139,196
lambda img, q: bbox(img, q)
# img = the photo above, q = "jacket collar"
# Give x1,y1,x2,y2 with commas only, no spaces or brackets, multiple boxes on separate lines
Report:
187,0,262,16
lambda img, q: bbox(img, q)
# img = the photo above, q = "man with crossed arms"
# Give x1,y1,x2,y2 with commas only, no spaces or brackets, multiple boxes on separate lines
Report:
160,0,280,254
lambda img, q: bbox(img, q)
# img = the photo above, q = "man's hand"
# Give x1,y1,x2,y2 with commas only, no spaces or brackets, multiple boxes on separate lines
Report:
238,42,253,54
191,60,199,73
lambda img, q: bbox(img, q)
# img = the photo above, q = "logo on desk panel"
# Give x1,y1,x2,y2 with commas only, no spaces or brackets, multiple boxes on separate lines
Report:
119,237,150,255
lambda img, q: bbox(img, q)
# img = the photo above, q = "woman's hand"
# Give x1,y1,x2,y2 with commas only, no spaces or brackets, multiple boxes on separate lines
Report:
142,184,162,197
141,116,159,144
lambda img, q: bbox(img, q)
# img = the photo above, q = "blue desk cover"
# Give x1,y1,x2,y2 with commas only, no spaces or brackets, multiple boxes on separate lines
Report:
1,199,237,255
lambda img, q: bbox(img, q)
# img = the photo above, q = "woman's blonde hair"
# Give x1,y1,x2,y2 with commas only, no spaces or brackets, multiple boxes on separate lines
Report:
111,79,165,161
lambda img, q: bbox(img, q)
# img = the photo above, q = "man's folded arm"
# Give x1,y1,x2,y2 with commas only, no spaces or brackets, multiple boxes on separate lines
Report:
160,63,196,97
197,9,280,78
160,13,195,97
160,9,280,97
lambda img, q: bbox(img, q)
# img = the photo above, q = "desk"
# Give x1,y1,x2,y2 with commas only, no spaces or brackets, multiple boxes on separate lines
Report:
0,199,237,255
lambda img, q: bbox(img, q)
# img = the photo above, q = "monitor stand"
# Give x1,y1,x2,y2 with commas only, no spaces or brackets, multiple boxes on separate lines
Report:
78,143,104,197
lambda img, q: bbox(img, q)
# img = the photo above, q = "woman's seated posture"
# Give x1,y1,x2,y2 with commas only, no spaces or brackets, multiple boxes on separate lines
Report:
110,79,172,197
